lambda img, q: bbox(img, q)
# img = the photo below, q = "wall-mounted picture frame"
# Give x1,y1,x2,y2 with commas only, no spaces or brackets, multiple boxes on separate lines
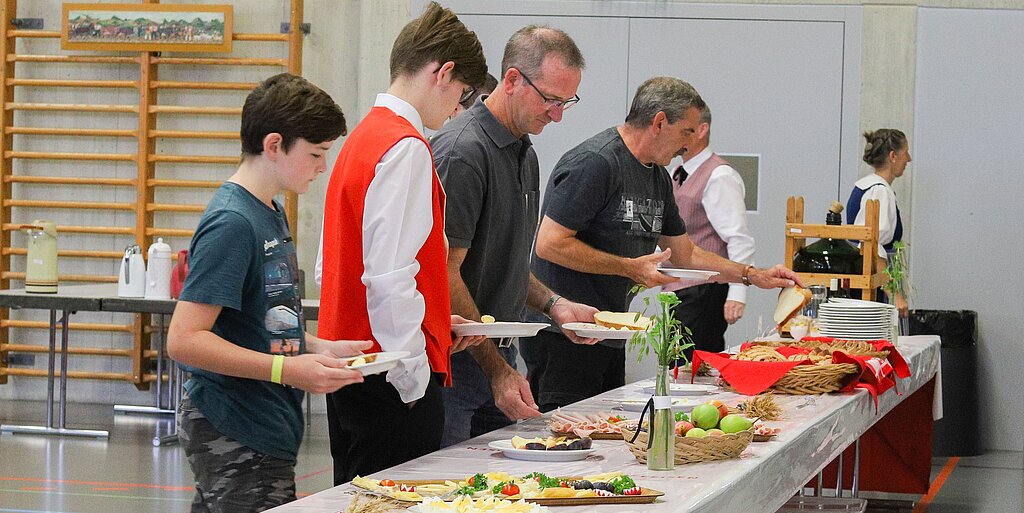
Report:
61,3,233,53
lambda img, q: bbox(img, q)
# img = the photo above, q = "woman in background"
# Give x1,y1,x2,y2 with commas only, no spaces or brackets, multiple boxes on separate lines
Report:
847,128,911,316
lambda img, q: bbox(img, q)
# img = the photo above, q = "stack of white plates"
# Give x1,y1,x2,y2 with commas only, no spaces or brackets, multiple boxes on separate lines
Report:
817,298,897,341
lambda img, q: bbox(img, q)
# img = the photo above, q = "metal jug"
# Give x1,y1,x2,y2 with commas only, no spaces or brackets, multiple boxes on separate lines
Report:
145,238,173,300
22,220,58,294
118,244,146,298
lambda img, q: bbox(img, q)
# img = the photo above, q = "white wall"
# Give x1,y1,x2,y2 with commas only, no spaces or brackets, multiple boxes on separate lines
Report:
914,7,1024,452
3,1,1022,452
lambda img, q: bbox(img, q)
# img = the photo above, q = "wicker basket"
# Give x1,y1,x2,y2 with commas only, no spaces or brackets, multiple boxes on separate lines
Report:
620,426,753,465
764,362,861,394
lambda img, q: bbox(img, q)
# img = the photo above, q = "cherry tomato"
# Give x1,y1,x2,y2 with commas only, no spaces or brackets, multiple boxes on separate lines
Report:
501,483,520,496
379,479,395,487
468,476,475,485
560,481,570,488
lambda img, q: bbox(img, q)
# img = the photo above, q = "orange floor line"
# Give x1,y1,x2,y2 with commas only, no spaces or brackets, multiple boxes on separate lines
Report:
911,456,960,513
0,476,192,492
296,467,332,482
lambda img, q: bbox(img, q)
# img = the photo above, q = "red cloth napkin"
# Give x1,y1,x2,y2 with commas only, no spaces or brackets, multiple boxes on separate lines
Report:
800,337,911,380
693,338,912,402
691,350,808,395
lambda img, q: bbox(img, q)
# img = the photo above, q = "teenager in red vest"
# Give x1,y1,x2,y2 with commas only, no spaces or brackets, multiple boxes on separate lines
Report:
316,2,488,484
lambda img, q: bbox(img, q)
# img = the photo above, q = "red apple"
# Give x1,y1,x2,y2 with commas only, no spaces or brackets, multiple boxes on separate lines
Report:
674,420,694,436
710,399,729,420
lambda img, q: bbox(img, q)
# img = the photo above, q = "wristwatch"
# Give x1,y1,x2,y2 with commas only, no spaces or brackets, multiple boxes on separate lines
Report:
543,294,562,316
741,265,754,286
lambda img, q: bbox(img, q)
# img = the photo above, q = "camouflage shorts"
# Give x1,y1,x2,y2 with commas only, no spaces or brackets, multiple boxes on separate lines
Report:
178,395,297,513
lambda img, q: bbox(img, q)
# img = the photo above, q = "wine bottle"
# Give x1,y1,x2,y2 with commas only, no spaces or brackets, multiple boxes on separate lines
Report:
792,201,863,275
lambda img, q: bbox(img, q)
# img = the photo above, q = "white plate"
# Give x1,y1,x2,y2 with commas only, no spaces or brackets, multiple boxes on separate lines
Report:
561,322,643,340
640,383,719,396
617,397,699,412
340,351,410,376
451,322,549,337
820,320,890,327
487,439,596,461
658,268,720,280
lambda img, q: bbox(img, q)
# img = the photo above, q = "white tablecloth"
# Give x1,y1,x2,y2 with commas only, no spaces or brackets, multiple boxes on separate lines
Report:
268,335,940,513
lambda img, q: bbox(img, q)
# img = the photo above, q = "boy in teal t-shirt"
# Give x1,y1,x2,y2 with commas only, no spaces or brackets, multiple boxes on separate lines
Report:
168,73,368,512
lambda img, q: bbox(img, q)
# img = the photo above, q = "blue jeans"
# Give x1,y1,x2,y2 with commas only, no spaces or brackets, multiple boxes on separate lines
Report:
441,344,517,447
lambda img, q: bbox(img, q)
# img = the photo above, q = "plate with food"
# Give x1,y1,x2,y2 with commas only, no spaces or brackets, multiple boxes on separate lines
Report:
451,321,549,338
339,351,409,376
639,383,719,396
561,322,642,340
586,311,652,333
489,436,596,461
658,268,720,280
616,397,698,412
549,412,630,439
354,471,663,506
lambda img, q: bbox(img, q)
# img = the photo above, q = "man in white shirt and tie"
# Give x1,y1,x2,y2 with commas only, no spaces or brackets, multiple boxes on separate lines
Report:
664,102,756,355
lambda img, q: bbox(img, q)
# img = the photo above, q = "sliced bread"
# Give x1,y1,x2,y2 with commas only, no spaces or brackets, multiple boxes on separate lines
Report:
774,286,811,326
593,311,651,330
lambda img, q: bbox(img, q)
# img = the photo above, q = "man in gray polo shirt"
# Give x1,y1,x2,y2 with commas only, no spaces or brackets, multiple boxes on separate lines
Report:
431,25,596,446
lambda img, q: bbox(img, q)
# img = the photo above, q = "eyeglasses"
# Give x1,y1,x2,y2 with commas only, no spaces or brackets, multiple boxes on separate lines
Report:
433,64,477,106
517,70,580,111
459,85,477,106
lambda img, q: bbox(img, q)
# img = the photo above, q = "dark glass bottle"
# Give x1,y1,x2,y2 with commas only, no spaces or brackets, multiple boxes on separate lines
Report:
793,202,863,275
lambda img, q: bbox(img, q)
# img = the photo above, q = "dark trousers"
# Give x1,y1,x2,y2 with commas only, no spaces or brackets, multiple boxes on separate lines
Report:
441,348,514,447
673,283,730,359
326,373,444,485
523,329,625,412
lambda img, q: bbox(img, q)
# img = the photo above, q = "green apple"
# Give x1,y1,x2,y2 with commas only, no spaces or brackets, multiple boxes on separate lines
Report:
691,403,720,430
719,414,754,434
685,427,708,438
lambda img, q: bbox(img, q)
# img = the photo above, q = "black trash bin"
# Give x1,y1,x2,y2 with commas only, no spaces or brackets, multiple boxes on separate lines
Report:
908,309,981,457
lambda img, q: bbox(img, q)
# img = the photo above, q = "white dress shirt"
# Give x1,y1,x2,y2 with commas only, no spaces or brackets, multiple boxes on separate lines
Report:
852,173,897,259
683,147,756,304
315,93,435,403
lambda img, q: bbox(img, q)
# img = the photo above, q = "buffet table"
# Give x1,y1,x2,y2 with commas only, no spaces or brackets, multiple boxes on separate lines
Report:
267,335,939,513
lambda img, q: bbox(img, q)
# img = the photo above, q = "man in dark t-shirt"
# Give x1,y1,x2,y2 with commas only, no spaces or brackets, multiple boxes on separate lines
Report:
529,77,801,410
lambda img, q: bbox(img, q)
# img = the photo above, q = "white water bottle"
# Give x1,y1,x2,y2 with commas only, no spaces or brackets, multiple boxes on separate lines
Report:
145,238,173,300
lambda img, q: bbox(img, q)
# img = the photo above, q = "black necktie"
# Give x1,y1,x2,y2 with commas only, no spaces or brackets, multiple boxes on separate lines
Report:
673,165,688,185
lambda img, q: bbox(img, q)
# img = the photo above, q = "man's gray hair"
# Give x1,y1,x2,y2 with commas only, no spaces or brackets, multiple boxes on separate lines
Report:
625,77,706,128
699,103,712,125
501,25,585,79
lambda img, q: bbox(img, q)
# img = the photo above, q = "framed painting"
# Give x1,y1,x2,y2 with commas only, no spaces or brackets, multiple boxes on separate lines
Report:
61,3,233,53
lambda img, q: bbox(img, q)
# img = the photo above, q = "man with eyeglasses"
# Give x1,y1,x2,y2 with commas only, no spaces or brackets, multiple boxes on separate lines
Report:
430,25,596,447
529,77,800,411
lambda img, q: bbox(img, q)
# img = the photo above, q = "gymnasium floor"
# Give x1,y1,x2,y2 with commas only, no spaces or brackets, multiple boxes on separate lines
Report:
0,400,1021,513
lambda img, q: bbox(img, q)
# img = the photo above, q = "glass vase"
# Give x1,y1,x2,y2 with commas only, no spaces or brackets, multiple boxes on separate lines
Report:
887,292,901,347
647,363,675,471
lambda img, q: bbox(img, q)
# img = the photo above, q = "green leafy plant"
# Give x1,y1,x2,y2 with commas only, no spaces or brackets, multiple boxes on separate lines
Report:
628,290,695,367
882,241,911,298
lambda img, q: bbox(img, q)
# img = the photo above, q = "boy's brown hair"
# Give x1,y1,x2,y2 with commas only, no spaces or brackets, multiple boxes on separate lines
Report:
240,73,346,158
389,2,487,88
